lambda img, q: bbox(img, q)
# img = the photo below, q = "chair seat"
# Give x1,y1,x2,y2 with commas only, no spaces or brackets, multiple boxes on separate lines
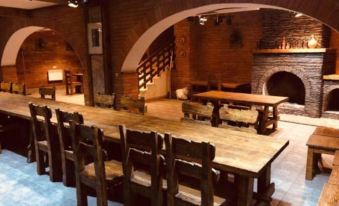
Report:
81,160,123,184
131,170,167,189
176,184,227,206
37,140,49,151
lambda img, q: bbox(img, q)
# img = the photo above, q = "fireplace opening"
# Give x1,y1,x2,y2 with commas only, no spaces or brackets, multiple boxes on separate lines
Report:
327,89,339,111
266,72,305,105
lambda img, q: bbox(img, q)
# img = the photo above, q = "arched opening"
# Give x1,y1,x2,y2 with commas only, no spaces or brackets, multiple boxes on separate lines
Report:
1,27,85,105
327,89,339,111
267,72,305,105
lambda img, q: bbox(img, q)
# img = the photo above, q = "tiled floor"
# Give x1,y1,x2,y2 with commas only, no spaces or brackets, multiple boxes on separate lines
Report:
0,151,122,206
0,98,333,206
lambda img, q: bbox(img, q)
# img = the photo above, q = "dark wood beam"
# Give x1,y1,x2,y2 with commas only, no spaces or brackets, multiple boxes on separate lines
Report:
31,0,68,5
0,7,29,18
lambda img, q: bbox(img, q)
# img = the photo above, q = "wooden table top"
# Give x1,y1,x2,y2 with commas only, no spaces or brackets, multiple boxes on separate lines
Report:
193,90,288,107
221,82,247,89
190,80,208,86
0,92,289,177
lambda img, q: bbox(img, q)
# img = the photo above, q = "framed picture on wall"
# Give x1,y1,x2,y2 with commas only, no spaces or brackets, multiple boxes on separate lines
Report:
87,22,103,54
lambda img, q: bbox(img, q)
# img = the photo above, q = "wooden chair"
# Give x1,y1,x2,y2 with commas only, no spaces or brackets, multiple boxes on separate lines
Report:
94,93,115,108
182,101,213,122
65,70,83,95
29,103,61,182
0,82,12,92
12,83,26,95
119,96,147,114
164,134,227,206
39,87,56,100
119,125,164,206
71,123,123,206
219,106,259,134
55,109,84,187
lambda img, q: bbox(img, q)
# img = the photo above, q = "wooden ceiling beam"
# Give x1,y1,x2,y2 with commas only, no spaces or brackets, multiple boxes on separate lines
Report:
31,0,68,5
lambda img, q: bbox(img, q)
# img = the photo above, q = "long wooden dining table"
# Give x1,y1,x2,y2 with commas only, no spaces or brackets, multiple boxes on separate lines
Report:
0,92,289,206
193,91,289,134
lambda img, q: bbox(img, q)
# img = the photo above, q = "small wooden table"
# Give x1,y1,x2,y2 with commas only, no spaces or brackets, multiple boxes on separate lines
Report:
306,127,339,180
193,91,288,134
0,93,289,206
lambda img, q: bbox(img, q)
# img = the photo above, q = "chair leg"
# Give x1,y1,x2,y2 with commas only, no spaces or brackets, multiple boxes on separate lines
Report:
76,182,88,206
48,151,62,182
36,149,46,175
96,185,108,206
63,159,75,187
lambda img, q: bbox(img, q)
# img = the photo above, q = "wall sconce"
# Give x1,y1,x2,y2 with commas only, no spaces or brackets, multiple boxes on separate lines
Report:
68,0,79,8
198,16,208,25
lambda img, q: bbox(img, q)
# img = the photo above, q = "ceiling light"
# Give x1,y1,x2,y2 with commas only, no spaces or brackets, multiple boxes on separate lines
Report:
295,13,303,18
68,0,79,8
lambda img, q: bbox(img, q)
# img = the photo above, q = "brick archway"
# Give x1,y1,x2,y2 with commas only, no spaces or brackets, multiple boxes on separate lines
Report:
119,1,339,73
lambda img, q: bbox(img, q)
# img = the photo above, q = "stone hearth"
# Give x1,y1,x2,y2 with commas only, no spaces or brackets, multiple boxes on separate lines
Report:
252,49,336,118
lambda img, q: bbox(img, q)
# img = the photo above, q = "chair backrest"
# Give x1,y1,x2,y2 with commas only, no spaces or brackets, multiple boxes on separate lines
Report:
12,83,26,95
119,125,163,195
94,93,115,108
182,101,213,120
219,106,259,126
55,109,84,153
39,87,56,100
0,82,12,92
119,96,147,114
165,134,215,206
29,103,57,150
71,123,107,189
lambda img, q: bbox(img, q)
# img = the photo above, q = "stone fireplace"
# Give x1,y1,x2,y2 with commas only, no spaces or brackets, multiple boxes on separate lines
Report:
252,49,336,118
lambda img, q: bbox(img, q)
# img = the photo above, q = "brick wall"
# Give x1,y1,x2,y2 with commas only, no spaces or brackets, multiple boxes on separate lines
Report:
6,31,82,89
260,9,331,49
173,11,262,91
330,30,339,73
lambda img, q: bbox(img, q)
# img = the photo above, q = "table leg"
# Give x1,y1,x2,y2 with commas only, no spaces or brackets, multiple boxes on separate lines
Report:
235,175,254,206
211,101,220,127
257,165,274,202
258,106,269,134
306,147,315,180
27,121,35,163
273,106,278,130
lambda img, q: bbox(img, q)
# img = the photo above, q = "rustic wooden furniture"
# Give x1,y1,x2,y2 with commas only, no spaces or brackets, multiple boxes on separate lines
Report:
119,125,164,206
119,96,147,114
164,134,227,206
306,126,339,180
220,82,250,93
94,93,115,108
71,123,123,206
193,91,288,134
182,101,213,121
39,87,56,100
12,83,26,95
0,82,12,92
0,93,289,206
317,151,339,205
29,103,61,182
219,106,259,134
55,109,84,186
65,71,83,95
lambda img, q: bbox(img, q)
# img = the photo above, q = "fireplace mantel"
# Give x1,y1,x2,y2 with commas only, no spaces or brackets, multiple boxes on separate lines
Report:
253,48,335,54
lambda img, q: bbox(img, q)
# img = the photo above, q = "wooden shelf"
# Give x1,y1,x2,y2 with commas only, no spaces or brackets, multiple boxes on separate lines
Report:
323,74,339,81
253,48,335,54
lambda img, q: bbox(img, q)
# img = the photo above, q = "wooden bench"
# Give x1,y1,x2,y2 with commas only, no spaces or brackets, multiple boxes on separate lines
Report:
182,101,213,122
306,126,339,180
318,151,339,205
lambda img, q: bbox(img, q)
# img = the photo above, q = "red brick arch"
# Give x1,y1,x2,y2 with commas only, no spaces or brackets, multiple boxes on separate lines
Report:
119,1,339,73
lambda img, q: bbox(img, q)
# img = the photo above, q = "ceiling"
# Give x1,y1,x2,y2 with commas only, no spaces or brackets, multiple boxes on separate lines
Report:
0,0,57,10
